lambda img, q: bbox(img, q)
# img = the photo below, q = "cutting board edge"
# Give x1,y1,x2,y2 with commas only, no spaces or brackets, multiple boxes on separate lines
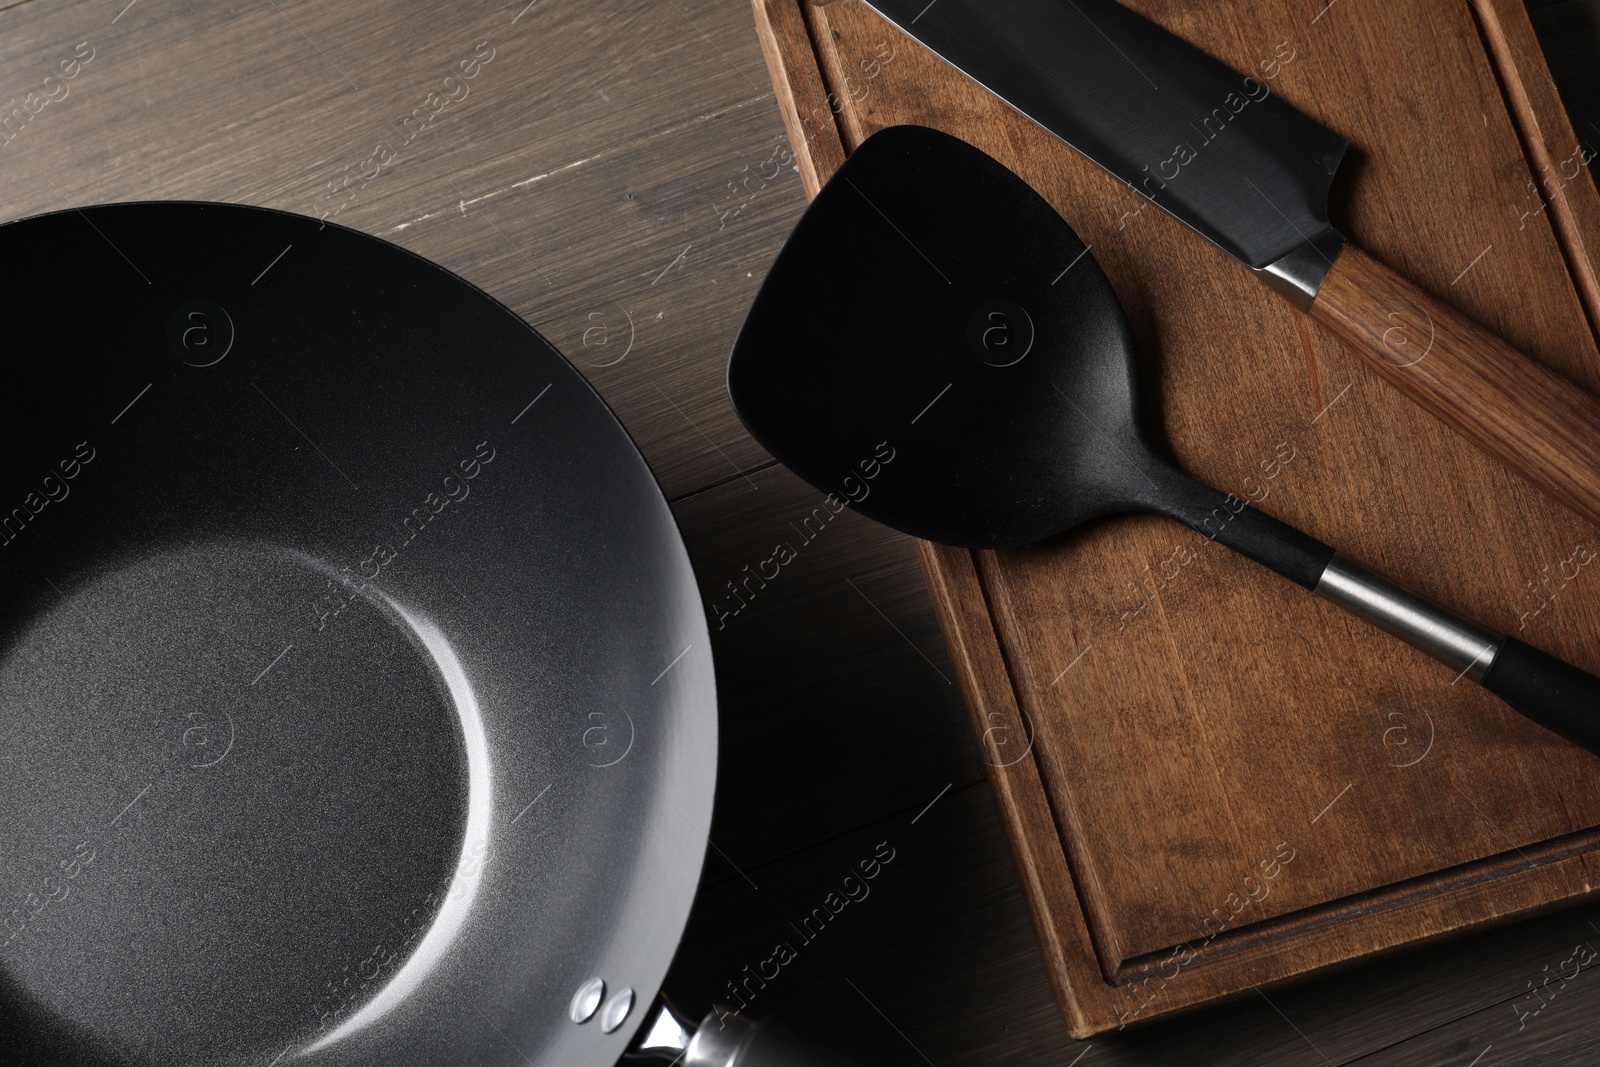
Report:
919,538,1600,1036
1477,0,1600,343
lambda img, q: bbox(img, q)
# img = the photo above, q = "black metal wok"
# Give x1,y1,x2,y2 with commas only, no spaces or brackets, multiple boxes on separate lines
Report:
0,203,831,1067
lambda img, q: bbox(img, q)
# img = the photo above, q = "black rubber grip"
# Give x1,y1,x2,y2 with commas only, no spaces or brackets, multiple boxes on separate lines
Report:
1205,504,1337,591
1141,463,1336,590
1481,637,1600,755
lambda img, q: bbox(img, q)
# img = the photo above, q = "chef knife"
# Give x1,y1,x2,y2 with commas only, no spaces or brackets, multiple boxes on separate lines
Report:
860,0,1600,529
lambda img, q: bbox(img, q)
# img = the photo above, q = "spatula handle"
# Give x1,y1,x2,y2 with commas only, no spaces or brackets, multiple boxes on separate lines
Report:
1315,553,1600,756
1307,243,1600,528
1481,638,1600,751
1159,471,1600,753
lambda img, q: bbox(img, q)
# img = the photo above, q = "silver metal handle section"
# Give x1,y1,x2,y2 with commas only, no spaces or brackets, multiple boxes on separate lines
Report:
628,999,854,1066
1314,554,1502,683
683,1015,754,1067
1255,228,1349,310
628,998,698,1061
627,1000,756,1066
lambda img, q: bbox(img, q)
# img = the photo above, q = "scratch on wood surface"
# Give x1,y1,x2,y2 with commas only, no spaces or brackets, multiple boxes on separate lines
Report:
380,92,772,235
509,153,601,190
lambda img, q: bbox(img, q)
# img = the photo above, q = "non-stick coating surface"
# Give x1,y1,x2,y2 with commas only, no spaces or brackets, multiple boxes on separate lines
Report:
0,202,716,1066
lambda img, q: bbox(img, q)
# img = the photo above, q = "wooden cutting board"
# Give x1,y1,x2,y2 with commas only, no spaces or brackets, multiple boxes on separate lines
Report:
751,0,1600,1038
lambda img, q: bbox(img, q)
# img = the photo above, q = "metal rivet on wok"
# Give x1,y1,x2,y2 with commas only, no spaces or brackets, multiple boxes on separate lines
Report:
570,978,605,1024
599,988,635,1034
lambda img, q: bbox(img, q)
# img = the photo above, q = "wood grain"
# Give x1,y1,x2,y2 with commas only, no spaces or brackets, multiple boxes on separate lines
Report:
1310,241,1600,536
8,0,1600,1061
0,0,804,501
755,0,1600,1037
752,0,847,198
1479,0,1600,339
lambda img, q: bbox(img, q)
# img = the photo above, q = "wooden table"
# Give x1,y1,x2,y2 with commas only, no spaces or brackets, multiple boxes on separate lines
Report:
2,0,1599,1063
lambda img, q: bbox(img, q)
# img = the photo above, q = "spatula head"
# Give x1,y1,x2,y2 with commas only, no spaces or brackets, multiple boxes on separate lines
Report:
728,124,1157,548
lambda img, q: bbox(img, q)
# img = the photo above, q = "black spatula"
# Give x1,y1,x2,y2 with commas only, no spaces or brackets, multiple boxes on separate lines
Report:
728,124,1600,754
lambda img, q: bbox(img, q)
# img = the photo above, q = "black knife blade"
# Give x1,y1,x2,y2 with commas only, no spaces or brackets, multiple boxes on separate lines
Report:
862,0,1347,272
858,0,1600,539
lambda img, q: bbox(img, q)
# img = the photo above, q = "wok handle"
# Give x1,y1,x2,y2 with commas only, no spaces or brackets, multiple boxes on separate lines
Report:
629,1000,872,1066
1306,243,1600,530
686,1011,868,1067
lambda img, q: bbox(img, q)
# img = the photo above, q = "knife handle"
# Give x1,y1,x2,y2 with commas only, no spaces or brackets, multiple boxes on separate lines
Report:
1306,243,1600,527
